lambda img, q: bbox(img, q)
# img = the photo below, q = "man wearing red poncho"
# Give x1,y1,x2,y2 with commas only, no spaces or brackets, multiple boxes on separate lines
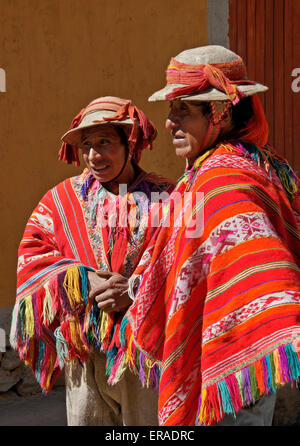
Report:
10,96,173,425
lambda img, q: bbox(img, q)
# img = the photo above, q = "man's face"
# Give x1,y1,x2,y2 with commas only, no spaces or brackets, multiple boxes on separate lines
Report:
165,100,210,163
79,125,127,183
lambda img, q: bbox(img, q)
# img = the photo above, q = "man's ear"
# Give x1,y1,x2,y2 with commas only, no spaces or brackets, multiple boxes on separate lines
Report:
220,108,232,128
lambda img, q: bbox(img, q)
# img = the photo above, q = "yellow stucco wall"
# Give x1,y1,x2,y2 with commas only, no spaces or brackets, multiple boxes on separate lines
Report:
0,0,207,307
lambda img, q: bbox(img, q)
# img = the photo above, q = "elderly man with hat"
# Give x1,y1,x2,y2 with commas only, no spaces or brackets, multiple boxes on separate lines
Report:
10,96,173,425
102,46,300,426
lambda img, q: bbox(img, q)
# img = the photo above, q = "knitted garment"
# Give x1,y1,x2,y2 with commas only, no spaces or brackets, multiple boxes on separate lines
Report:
111,142,300,426
10,168,173,392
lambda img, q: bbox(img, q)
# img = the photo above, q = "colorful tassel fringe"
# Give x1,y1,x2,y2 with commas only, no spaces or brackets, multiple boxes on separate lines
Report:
9,264,159,394
197,344,300,426
106,316,160,390
10,266,95,392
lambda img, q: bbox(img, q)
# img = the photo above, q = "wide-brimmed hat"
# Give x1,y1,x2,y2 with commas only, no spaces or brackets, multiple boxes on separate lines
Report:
59,96,157,166
148,45,268,103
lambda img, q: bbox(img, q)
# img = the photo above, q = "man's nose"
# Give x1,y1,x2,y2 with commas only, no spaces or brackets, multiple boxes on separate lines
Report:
165,116,178,131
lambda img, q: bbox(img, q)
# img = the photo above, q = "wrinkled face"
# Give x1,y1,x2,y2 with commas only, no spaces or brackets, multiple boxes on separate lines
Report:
79,125,128,183
165,100,210,163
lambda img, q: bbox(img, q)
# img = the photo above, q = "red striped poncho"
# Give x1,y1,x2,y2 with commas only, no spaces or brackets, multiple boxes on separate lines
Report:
10,167,173,392
112,141,300,426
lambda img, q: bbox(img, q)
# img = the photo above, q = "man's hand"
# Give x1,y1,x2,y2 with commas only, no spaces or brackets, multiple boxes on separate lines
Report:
87,270,131,313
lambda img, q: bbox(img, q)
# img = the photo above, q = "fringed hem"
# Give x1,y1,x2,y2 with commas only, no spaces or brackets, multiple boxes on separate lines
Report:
107,316,160,390
10,265,96,392
197,344,300,426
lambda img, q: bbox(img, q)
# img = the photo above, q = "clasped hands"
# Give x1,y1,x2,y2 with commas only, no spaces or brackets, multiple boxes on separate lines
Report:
87,270,131,313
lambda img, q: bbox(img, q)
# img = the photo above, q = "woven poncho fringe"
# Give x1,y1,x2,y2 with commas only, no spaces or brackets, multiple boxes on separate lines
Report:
106,141,300,426
196,344,300,425
10,266,160,392
109,322,300,425
10,266,90,392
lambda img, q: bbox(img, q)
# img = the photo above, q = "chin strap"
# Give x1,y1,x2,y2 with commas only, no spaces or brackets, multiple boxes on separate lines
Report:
103,149,132,188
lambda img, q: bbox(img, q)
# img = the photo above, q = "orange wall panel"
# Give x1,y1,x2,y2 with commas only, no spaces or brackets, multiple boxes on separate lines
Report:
229,0,300,169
